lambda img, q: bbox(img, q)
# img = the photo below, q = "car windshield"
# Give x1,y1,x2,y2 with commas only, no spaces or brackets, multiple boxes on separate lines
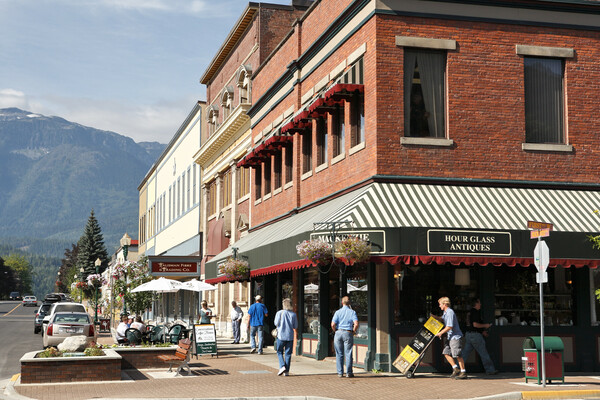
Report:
40,305,52,313
54,305,85,312
54,314,90,323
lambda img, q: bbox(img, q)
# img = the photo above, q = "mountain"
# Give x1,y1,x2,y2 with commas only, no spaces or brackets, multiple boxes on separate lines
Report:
0,107,165,255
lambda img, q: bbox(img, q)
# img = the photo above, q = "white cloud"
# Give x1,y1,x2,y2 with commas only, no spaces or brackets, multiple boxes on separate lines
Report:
94,0,214,16
0,89,29,109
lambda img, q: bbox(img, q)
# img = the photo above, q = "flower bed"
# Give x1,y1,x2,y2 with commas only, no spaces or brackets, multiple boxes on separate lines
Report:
20,349,121,384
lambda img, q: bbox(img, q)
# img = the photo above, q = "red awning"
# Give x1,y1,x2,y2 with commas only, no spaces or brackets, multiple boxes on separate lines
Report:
324,83,364,101
369,255,599,269
293,110,311,124
236,137,293,168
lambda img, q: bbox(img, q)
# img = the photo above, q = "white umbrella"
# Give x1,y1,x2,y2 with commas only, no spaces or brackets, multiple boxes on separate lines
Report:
180,279,216,292
131,277,183,329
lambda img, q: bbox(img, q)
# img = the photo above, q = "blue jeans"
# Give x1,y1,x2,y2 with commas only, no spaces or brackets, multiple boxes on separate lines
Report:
232,320,241,343
334,330,354,376
250,325,264,353
461,331,496,373
276,339,293,372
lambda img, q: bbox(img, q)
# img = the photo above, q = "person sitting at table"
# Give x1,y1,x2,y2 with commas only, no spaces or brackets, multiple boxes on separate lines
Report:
116,315,129,344
130,316,145,332
198,301,213,324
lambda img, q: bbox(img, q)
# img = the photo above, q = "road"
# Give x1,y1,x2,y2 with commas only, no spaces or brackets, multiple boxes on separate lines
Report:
0,301,42,380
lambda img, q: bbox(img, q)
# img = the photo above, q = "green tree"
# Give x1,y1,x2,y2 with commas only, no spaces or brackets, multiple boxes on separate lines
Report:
76,209,109,280
0,257,18,299
4,254,33,294
57,244,79,293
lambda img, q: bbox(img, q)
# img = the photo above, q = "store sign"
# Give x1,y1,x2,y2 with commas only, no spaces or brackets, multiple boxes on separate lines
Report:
151,262,198,274
310,230,385,254
427,229,512,256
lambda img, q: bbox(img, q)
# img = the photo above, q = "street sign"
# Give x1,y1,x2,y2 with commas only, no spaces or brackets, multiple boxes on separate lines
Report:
527,221,554,231
533,240,550,271
530,228,551,239
536,271,548,283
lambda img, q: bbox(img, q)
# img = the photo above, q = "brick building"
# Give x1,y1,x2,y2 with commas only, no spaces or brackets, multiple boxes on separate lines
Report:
205,0,600,373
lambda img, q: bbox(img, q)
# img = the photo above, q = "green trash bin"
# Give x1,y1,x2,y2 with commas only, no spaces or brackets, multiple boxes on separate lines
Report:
522,336,565,384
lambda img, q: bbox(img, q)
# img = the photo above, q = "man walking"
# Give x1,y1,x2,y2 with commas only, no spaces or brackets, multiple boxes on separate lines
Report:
331,296,359,378
435,296,467,379
248,295,268,354
230,301,243,344
462,298,498,375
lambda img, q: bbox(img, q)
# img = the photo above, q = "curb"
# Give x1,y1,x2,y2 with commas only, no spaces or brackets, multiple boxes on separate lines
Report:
2,375,32,400
521,390,600,399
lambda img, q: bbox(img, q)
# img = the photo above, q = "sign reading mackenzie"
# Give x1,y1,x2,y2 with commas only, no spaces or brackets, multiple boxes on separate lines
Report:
309,230,385,254
427,229,512,256
151,262,197,274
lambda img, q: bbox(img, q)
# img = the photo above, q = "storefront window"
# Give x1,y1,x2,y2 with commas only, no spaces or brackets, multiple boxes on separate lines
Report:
495,265,574,326
281,271,293,302
591,269,600,325
347,264,368,338
303,268,320,335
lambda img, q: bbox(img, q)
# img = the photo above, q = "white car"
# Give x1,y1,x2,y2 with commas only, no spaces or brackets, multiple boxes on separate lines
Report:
42,312,97,348
42,302,87,334
22,296,37,307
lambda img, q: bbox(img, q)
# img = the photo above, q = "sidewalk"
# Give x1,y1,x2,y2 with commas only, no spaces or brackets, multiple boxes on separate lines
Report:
3,334,600,400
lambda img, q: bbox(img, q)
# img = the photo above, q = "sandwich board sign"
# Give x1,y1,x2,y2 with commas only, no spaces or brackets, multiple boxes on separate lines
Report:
193,324,217,356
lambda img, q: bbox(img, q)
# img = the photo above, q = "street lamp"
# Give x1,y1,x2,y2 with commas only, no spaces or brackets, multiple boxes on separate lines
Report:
79,267,84,303
120,233,132,316
73,274,77,301
57,271,61,292
94,258,102,324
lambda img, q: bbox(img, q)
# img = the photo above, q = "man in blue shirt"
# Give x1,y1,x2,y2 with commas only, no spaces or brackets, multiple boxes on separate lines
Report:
331,296,359,378
435,296,467,379
248,295,268,354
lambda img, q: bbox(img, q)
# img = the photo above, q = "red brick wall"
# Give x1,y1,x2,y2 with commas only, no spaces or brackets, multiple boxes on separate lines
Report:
21,358,120,383
116,348,176,370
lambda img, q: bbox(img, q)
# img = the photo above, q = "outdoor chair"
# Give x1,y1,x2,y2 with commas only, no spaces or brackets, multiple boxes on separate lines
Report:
150,325,167,343
125,328,143,345
168,324,184,344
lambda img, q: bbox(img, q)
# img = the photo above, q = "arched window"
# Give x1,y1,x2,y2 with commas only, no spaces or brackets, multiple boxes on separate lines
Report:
207,105,219,136
221,87,234,121
237,65,252,104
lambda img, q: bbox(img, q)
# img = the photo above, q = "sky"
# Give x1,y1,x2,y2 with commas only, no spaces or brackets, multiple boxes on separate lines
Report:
0,0,291,144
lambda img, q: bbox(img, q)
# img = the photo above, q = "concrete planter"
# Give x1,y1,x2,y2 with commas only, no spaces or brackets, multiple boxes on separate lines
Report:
20,349,121,384
114,345,177,369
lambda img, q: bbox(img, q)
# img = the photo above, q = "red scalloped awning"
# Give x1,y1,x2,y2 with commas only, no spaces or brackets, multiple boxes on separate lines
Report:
236,136,293,168
293,110,311,124
324,83,364,101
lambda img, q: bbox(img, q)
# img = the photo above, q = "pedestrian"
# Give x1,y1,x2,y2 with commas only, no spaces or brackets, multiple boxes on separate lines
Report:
331,296,358,378
198,300,213,324
231,301,243,344
116,315,129,344
248,295,268,354
274,298,298,376
462,298,498,375
435,296,467,379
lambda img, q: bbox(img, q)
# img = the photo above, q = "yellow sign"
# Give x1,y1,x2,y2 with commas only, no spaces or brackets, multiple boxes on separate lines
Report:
527,221,553,231
530,228,550,239
399,345,420,365
424,316,444,335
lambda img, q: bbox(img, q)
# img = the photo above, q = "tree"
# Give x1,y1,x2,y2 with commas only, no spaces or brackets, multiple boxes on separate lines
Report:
0,257,18,299
4,254,33,294
57,244,79,293
76,209,109,281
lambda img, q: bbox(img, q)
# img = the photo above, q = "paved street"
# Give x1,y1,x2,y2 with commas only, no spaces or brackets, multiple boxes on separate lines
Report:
0,301,43,380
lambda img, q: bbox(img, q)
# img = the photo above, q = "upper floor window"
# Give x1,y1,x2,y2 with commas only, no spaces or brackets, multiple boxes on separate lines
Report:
274,151,282,190
207,106,219,136
237,65,252,104
404,49,446,138
524,57,564,144
264,157,272,195
238,166,250,198
333,104,345,157
208,180,217,216
221,169,232,207
254,165,262,199
284,143,293,184
302,130,312,174
221,88,233,121
316,116,328,166
351,93,364,147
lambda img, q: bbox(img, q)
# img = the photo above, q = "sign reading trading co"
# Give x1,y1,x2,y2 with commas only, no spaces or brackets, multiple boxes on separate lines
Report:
427,229,512,256
151,262,197,274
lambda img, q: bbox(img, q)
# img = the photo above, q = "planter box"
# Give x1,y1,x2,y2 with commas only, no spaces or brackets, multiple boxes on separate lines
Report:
114,346,177,369
20,349,121,384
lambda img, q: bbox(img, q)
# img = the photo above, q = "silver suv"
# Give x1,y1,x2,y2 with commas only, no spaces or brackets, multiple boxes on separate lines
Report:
41,302,87,335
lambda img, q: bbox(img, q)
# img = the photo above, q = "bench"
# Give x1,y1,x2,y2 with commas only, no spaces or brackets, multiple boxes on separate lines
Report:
157,338,192,375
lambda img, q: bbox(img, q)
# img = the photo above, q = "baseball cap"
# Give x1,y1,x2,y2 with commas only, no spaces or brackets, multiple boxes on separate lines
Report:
255,295,262,301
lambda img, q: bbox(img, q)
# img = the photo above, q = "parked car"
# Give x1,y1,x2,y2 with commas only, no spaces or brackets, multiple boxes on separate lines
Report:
42,302,87,335
9,292,21,300
42,312,97,348
22,296,37,307
34,302,53,334
43,293,62,303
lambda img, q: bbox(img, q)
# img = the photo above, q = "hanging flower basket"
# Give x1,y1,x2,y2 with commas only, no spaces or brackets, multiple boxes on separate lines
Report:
86,273,107,288
297,239,333,265
75,281,88,290
219,258,250,280
335,236,371,264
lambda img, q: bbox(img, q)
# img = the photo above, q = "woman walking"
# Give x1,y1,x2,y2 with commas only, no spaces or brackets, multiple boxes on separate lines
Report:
274,298,298,376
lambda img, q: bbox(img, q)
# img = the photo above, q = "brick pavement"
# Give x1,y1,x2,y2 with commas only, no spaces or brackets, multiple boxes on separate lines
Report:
10,337,600,400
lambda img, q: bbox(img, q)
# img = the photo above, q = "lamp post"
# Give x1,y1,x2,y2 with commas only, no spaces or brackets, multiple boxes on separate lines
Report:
79,267,84,303
73,274,78,301
120,233,132,316
57,271,61,292
94,258,101,324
